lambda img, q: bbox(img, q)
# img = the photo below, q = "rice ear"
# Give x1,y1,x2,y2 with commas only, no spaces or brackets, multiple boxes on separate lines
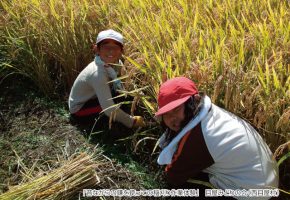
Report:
0,153,101,200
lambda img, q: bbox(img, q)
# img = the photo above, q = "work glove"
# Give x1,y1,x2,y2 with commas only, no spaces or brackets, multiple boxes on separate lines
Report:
132,116,146,128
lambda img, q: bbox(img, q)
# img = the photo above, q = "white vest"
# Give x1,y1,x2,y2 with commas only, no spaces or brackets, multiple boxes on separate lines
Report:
158,97,279,200
202,104,278,199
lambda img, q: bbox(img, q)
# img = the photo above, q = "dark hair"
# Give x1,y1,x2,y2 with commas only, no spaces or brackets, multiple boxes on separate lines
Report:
96,40,123,50
161,93,205,145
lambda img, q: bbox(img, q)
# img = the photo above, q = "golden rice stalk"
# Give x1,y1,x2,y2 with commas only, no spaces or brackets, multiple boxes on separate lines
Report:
273,141,290,160
276,108,290,132
211,75,224,103
0,153,101,200
131,95,140,115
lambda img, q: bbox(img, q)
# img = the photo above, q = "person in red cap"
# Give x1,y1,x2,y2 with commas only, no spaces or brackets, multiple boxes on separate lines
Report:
156,77,279,199
68,29,146,138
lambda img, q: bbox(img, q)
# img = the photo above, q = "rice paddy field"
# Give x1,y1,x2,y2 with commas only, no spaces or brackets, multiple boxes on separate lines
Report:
0,0,289,199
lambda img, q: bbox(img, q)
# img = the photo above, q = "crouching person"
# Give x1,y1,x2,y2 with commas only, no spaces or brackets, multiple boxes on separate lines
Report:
155,77,279,199
68,29,146,139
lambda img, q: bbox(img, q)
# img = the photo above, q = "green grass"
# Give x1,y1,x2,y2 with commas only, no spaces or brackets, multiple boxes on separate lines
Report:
0,0,289,197
101,142,163,189
0,83,164,196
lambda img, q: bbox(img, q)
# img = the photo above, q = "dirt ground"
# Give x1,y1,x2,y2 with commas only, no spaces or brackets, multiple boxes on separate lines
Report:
0,78,164,199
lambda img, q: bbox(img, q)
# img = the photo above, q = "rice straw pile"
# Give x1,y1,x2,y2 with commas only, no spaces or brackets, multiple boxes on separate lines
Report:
0,152,100,200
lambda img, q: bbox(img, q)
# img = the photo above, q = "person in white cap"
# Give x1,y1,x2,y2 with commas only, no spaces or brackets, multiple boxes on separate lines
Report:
68,29,146,135
155,77,279,199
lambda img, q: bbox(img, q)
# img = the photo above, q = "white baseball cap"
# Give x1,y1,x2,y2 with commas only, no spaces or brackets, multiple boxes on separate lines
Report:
96,29,124,45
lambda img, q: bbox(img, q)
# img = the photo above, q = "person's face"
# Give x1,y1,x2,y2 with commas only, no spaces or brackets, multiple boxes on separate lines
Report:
162,103,185,132
96,39,123,64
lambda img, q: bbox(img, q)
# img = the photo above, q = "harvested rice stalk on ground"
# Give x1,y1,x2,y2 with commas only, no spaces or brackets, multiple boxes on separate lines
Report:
0,152,102,200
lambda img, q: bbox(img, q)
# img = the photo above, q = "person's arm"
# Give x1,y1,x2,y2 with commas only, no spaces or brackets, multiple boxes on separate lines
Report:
91,69,134,128
165,124,214,186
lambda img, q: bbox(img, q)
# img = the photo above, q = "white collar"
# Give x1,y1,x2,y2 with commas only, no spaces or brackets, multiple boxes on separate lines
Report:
157,96,212,165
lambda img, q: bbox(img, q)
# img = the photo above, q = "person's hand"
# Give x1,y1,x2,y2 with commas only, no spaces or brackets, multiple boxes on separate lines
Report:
132,116,146,128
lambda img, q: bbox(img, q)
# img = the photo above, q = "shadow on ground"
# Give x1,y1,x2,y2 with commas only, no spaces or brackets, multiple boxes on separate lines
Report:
0,77,165,199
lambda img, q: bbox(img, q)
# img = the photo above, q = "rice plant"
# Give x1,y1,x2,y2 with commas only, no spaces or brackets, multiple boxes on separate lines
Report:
0,152,101,200
0,0,289,172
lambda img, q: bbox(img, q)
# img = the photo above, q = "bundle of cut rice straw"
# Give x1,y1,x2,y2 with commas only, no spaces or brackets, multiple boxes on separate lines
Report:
0,152,101,200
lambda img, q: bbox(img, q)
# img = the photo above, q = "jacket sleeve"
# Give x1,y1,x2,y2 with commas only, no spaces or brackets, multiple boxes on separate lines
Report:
165,123,214,186
91,69,134,128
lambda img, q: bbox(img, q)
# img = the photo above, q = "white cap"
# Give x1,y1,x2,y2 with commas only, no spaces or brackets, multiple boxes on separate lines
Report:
96,29,124,45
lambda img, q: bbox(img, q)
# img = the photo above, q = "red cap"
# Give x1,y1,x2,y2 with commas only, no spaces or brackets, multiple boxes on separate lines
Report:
155,77,198,116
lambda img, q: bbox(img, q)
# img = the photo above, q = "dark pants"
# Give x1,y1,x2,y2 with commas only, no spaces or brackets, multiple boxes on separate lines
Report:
70,93,134,142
